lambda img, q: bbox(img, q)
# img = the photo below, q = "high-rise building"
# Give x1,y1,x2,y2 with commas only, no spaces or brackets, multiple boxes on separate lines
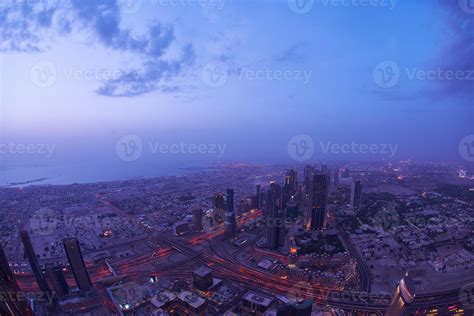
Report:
193,208,204,232
334,168,340,187
62,238,93,292
212,193,225,210
0,244,33,315
192,266,213,291
306,173,328,230
386,272,416,316
20,231,52,299
224,189,237,240
253,184,262,210
47,266,69,297
351,180,362,210
285,169,298,194
281,177,291,211
267,184,286,249
303,165,314,192
288,300,313,316
321,164,328,174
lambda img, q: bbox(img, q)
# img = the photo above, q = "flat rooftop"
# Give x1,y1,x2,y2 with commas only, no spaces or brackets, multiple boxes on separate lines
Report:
193,266,213,277
242,291,273,308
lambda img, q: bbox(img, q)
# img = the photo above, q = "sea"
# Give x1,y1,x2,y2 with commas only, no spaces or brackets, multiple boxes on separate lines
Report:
0,160,215,187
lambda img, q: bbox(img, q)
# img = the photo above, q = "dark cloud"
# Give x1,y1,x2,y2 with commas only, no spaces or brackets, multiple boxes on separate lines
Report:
0,0,195,96
276,42,308,64
432,1,474,100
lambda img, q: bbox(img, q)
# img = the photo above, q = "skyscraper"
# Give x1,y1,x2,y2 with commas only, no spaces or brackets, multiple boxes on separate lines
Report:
306,172,328,230
386,272,416,316
20,231,52,299
63,238,93,292
303,165,314,193
267,183,286,249
224,189,237,240
213,193,225,210
285,169,298,194
334,168,340,187
47,266,69,297
0,244,33,315
282,177,291,211
254,183,262,209
351,180,362,210
193,208,204,232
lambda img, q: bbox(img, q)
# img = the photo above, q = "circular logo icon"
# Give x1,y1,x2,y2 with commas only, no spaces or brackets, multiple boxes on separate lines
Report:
29,208,58,235
459,135,474,162
287,134,314,162
459,0,474,14
30,61,57,88
116,135,143,162
201,61,229,88
373,61,400,88
287,0,314,14
459,282,474,310
117,0,143,14
286,280,318,302
374,210,400,231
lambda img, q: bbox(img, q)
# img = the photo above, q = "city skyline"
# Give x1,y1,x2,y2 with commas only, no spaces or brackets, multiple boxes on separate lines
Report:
0,1,473,315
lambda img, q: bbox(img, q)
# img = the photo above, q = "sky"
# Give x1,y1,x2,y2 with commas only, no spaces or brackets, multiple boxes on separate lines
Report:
0,0,473,180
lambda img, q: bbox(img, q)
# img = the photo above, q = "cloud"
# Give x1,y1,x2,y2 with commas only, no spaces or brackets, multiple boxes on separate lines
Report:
276,42,308,64
97,44,195,97
0,0,195,96
431,1,474,100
